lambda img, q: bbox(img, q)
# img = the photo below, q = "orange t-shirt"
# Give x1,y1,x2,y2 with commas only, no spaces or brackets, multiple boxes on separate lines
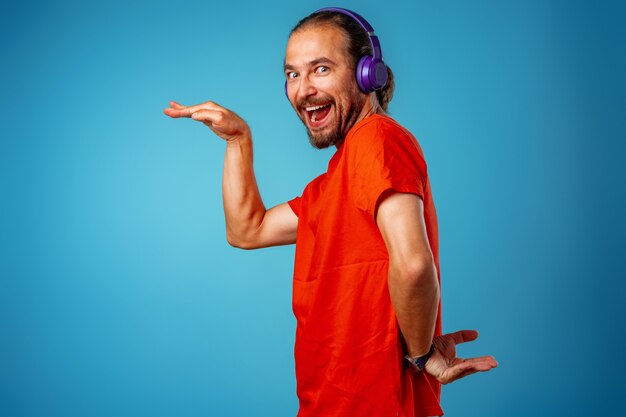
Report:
288,114,443,417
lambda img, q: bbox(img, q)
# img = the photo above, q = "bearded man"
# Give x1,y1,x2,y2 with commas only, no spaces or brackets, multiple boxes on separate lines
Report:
165,7,497,417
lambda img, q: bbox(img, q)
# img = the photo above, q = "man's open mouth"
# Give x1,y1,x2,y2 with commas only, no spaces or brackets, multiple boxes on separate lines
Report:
304,103,332,127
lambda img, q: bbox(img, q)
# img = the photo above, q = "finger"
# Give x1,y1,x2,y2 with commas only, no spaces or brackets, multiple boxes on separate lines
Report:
448,358,497,379
440,357,497,384
164,106,203,118
191,109,225,124
164,107,190,118
164,100,223,118
183,100,223,115
446,330,479,345
461,356,498,370
164,101,190,117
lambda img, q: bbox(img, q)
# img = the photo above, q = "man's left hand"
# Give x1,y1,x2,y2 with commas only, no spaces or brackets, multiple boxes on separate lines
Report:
425,330,498,384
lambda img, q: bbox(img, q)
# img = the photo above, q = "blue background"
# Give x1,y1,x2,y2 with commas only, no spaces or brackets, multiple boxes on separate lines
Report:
2,0,624,416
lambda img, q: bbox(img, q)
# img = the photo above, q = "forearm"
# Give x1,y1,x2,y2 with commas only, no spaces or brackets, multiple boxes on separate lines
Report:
222,132,266,248
164,100,291,248
388,258,440,357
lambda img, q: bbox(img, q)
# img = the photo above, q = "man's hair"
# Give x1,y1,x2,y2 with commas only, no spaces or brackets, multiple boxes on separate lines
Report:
290,10,395,112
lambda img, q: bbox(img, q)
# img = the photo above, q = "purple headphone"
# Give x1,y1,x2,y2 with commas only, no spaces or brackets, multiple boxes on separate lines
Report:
285,7,389,95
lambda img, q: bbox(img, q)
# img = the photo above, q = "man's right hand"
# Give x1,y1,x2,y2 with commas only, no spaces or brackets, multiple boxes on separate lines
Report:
164,100,250,142
164,99,297,249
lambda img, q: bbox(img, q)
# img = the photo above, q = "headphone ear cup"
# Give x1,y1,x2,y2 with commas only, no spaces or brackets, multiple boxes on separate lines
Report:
356,55,374,93
372,59,388,90
356,55,388,93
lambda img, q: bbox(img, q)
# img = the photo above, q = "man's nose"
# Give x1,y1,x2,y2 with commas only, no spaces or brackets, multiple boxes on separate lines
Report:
297,75,317,99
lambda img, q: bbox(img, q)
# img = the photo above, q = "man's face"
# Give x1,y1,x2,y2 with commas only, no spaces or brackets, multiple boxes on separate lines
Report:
284,25,367,149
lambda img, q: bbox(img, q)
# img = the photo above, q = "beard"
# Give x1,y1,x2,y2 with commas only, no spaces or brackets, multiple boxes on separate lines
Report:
304,116,342,149
297,89,366,149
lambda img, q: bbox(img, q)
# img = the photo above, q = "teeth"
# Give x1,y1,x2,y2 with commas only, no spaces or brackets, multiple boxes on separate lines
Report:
305,104,329,111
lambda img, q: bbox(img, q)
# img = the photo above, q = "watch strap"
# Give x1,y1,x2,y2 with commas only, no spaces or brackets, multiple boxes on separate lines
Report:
403,343,435,373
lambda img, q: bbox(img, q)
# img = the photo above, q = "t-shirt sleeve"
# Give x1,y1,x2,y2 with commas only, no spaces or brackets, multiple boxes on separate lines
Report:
347,120,428,218
288,196,302,218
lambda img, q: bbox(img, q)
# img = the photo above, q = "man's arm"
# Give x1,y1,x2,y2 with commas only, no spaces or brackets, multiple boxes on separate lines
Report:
164,100,297,249
376,192,439,358
377,192,498,384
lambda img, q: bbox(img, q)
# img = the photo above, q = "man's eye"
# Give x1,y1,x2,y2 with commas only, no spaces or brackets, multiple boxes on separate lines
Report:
316,66,329,74
287,72,298,79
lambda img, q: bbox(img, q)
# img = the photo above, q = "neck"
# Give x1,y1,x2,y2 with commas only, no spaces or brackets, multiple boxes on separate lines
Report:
358,93,385,121
335,95,385,149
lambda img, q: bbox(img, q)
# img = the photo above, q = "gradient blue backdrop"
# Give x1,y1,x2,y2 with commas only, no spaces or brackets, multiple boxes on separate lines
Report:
2,0,624,416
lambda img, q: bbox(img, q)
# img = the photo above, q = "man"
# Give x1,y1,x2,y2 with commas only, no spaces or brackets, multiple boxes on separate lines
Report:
164,8,497,417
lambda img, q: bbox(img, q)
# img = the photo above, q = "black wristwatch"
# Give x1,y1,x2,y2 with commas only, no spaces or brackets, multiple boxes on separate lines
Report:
403,343,435,373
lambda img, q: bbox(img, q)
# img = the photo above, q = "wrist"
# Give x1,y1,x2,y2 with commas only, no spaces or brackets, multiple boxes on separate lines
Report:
403,343,435,373
225,132,251,145
407,343,434,358
224,126,252,144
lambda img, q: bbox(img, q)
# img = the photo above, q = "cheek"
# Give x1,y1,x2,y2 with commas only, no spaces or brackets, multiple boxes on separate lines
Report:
320,71,353,94
287,89,301,111
334,76,359,101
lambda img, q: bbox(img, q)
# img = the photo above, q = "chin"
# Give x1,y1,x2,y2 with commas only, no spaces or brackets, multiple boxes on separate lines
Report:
306,127,342,149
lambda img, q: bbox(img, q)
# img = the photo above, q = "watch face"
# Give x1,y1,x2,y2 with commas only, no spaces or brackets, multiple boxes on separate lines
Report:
403,356,421,373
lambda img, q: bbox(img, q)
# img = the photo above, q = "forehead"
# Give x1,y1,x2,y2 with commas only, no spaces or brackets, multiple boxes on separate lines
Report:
285,25,350,67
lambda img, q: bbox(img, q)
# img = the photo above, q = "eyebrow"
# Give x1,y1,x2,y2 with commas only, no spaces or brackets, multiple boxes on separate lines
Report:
283,57,338,72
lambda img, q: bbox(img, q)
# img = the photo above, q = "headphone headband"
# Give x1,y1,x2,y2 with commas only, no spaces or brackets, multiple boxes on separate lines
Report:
314,7,383,61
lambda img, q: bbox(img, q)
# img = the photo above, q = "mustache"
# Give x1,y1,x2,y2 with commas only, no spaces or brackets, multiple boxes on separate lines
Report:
297,97,334,108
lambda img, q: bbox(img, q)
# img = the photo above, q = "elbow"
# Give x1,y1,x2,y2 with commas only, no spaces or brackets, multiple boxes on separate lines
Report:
390,255,439,293
226,234,247,250
226,231,257,250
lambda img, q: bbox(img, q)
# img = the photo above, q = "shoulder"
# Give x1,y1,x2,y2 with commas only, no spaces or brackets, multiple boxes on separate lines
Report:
343,114,425,164
340,115,429,215
347,114,411,143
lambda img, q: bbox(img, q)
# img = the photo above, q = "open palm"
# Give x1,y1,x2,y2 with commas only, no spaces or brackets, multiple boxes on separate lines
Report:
425,330,498,384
